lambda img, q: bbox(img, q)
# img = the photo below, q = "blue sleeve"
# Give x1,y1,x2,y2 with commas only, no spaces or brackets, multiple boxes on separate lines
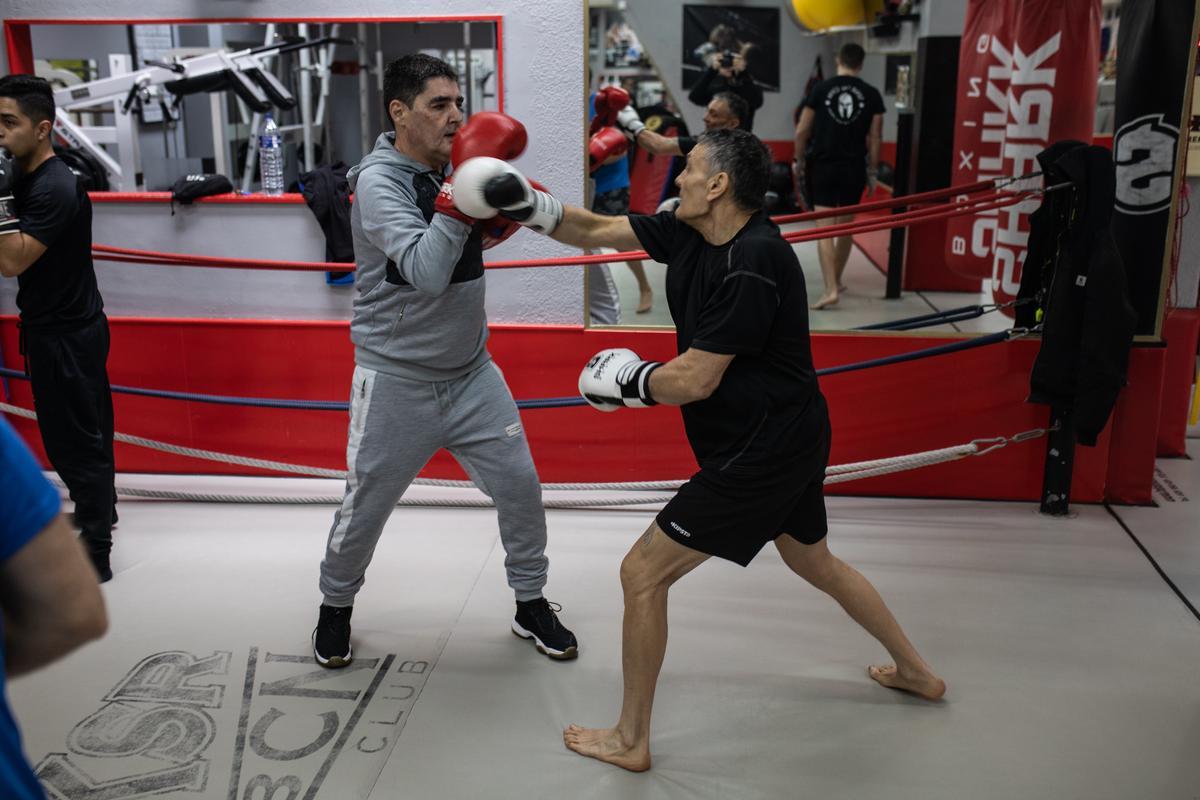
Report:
0,418,60,562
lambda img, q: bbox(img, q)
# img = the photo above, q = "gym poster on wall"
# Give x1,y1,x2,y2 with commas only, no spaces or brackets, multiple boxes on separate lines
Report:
681,5,780,92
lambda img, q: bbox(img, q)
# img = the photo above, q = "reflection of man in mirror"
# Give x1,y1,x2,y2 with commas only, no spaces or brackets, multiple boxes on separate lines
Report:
437,128,946,770
792,43,885,309
588,78,654,318
617,91,748,158
688,32,764,132
0,75,117,584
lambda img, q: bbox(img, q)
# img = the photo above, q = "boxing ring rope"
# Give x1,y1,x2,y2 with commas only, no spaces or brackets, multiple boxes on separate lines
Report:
0,400,1053,507
87,179,1060,274
0,171,1062,506
0,327,1043,503
854,299,1032,332
0,326,1036,412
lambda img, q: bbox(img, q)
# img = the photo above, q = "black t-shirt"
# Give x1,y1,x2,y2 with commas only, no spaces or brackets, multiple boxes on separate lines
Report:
677,136,698,155
629,210,828,474
14,157,101,330
801,76,885,163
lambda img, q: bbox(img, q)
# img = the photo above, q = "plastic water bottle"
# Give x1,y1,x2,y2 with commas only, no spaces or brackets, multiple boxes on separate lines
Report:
258,114,284,196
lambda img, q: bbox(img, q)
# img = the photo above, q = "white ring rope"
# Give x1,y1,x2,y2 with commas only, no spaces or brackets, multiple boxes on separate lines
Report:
40,480,677,509
0,401,1048,507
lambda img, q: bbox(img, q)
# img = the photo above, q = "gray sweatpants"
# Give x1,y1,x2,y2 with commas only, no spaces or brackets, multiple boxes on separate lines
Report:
319,361,548,606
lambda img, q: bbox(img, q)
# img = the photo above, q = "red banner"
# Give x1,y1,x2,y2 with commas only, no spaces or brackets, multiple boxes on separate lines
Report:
946,0,1101,309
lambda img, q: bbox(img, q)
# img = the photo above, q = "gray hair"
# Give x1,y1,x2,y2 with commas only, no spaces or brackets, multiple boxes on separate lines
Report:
695,128,771,211
712,91,749,127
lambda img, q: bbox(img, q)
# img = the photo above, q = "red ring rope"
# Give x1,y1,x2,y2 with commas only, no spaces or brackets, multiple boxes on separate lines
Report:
771,177,999,224
90,184,1040,273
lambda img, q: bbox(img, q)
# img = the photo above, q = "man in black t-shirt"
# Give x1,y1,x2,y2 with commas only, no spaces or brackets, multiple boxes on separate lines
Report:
793,43,886,309
443,128,944,771
0,75,115,582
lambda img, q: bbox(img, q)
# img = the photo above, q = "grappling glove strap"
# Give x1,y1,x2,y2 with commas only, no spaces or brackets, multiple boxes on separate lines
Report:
616,360,661,406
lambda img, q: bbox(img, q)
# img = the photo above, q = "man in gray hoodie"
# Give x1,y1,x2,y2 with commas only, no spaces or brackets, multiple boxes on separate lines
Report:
313,54,577,667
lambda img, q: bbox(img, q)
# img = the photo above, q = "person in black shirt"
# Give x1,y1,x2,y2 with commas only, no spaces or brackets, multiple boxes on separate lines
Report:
444,128,945,771
0,75,115,582
793,43,886,309
687,44,764,132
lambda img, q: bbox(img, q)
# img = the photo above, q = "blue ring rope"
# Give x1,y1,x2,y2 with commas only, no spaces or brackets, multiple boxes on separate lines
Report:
855,305,986,331
0,331,1014,411
815,330,1011,377
0,366,582,410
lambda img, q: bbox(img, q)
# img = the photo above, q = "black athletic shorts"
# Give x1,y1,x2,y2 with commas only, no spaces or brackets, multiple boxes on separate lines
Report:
656,427,832,567
592,186,630,216
806,160,866,208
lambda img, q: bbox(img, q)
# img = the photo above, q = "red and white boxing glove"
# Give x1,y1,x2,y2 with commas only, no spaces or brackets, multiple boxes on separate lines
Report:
578,348,662,412
452,111,528,165
437,112,531,227
433,177,479,226
590,85,631,135
588,127,630,174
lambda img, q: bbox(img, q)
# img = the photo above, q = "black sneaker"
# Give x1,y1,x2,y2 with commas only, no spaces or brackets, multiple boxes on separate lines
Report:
313,604,353,668
81,537,112,584
512,598,578,660
90,552,113,584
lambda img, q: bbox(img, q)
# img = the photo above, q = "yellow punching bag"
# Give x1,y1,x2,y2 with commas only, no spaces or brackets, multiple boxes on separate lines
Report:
789,0,886,31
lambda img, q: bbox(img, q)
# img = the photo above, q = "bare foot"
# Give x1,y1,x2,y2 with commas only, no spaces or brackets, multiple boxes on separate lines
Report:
637,289,654,314
810,292,839,310
837,283,848,293
868,664,946,701
563,724,651,772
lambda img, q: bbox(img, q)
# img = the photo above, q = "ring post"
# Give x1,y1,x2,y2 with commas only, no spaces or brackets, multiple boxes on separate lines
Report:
885,112,914,300
1040,408,1075,515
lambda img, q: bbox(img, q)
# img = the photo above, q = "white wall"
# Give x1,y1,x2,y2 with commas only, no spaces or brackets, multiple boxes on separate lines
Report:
1,0,587,325
920,0,969,38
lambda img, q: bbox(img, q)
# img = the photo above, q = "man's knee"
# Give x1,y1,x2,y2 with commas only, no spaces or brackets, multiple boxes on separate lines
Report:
778,537,836,584
620,539,669,598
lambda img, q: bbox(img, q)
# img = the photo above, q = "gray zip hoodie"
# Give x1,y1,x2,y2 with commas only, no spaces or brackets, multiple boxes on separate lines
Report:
346,132,490,381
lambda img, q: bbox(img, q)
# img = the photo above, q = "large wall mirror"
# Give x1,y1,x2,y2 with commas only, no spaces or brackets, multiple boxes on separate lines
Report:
583,0,1124,336
11,17,500,194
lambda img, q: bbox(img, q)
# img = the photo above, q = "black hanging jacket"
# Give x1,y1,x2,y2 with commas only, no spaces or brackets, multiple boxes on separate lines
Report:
1022,143,1137,446
299,162,354,265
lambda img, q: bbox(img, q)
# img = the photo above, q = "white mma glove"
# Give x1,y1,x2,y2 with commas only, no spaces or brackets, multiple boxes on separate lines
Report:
449,156,563,235
615,106,645,139
655,197,681,214
578,348,663,412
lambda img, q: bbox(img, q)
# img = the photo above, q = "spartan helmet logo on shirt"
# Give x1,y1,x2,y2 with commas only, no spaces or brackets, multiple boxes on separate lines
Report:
825,85,866,124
